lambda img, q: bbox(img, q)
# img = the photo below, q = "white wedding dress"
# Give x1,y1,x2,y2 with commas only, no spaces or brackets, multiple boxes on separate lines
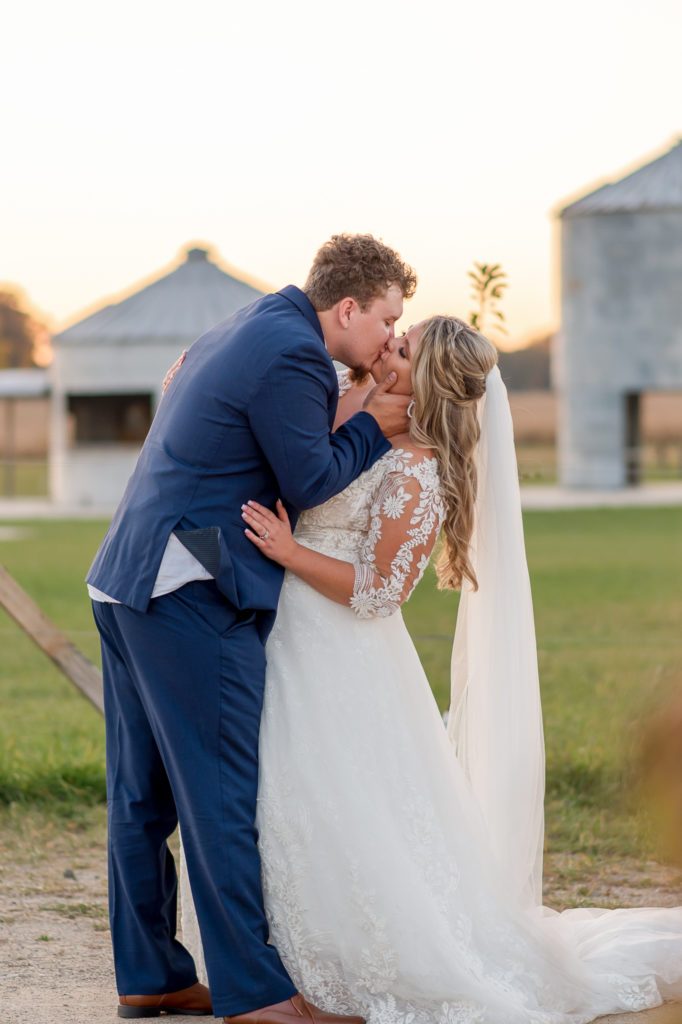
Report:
179,382,682,1024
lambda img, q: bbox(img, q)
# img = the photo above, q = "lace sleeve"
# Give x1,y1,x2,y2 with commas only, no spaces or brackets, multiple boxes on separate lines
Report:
350,453,445,619
336,366,352,397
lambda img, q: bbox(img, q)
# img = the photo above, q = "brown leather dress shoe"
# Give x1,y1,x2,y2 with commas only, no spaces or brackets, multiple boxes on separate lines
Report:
118,980,212,1017
223,992,365,1024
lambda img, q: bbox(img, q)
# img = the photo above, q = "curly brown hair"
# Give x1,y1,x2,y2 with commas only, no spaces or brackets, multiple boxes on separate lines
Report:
304,233,417,312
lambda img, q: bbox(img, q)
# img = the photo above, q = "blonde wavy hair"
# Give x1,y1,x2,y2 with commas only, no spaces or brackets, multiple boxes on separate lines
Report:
409,316,498,591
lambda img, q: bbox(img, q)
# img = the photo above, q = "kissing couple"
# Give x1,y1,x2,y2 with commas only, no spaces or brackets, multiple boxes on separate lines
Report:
89,234,682,1023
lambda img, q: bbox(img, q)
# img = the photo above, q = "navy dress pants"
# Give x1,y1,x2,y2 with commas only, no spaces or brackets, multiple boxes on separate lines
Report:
93,580,296,1017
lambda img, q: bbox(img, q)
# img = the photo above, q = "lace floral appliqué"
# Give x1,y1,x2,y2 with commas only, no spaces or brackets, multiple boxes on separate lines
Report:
336,367,354,397
350,450,445,619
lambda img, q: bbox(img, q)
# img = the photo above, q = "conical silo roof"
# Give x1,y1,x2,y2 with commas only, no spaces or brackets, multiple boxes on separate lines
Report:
560,139,682,218
53,245,268,346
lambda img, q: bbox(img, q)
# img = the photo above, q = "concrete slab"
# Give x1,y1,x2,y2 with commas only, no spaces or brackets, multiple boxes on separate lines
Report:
521,483,682,510
0,499,115,520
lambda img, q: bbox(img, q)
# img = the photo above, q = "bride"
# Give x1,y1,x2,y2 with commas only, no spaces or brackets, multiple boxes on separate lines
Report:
180,315,682,1023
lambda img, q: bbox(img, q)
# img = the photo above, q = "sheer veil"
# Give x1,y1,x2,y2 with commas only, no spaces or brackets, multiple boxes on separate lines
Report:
447,365,545,908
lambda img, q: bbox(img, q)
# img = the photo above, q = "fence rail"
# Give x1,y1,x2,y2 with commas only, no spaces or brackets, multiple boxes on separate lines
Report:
0,565,103,713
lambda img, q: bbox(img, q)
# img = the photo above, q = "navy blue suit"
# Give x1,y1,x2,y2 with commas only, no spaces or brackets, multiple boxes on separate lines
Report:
88,287,389,1014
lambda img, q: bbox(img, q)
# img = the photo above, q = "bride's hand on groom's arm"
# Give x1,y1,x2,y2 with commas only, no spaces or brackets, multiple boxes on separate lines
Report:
161,350,187,393
242,499,298,568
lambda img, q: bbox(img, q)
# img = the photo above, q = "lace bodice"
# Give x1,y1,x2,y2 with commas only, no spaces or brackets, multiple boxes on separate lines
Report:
295,382,446,618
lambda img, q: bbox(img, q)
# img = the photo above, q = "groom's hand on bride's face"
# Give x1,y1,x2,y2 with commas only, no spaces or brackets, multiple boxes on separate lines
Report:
363,373,411,438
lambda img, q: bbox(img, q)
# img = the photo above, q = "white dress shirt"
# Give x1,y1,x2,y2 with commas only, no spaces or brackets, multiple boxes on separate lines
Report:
87,532,213,604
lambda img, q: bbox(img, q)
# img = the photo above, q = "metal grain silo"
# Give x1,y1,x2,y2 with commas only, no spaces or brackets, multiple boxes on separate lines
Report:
557,140,682,487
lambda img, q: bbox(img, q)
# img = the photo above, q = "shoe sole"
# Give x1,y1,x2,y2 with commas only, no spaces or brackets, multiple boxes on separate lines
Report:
118,1008,211,1018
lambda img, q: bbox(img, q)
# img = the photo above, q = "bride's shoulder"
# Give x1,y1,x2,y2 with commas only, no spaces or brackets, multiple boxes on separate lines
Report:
388,435,436,465
335,366,354,396
382,438,440,489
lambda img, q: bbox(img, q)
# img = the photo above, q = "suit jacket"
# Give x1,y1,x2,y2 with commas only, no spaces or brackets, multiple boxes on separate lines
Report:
86,285,390,617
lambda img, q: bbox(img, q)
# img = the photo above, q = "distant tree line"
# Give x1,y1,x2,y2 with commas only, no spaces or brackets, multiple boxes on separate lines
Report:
0,290,48,369
0,276,553,386
497,334,551,390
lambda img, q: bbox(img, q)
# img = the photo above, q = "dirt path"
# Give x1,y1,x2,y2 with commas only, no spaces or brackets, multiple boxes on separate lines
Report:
0,819,115,1023
1,821,681,1024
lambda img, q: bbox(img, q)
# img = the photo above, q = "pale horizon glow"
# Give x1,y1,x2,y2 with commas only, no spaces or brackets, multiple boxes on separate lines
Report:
2,0,680,352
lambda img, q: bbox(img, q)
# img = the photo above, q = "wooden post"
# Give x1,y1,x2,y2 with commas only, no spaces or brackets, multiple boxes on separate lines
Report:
0,564,104,715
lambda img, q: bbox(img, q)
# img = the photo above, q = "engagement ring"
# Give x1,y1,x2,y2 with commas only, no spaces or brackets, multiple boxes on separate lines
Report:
260,530,269,540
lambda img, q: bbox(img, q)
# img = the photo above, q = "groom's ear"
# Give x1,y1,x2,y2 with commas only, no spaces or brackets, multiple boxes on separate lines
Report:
337,296,357,329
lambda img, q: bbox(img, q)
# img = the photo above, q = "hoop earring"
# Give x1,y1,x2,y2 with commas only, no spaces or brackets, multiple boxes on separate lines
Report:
407,400,415,419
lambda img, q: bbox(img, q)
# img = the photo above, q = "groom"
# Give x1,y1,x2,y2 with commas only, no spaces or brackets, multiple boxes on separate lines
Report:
87,234,417,1021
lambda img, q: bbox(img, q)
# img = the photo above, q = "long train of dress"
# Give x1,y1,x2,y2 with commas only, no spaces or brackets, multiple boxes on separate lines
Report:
180,452,682,1024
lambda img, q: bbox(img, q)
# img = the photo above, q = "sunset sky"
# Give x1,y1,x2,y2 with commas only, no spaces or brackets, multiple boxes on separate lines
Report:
2,0,680,349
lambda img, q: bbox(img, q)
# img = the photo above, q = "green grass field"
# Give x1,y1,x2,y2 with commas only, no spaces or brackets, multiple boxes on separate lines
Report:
0,460,49,498
513,444,682,486
1,508,681,863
